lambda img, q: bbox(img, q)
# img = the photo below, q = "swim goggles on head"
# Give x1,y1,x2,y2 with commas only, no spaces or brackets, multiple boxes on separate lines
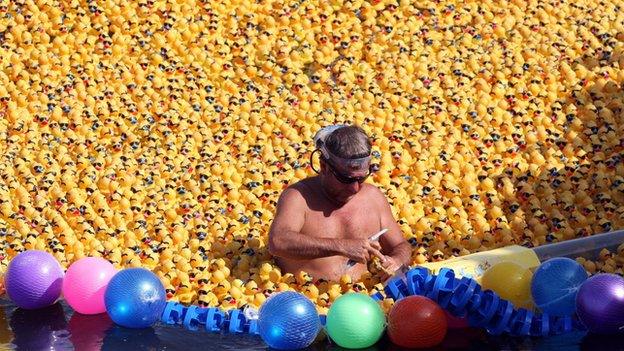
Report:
310,125,372,183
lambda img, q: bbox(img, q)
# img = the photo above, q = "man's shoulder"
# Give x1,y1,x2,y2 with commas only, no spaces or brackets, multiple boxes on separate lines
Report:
360,183,386,199
360,183,393,207
279,177,317,202
288,177,316,193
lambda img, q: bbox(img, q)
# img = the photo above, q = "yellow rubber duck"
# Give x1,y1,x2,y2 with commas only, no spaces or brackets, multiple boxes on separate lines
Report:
176,284,197,305
327,284,342,302
302,283,319,300
198,292,219,308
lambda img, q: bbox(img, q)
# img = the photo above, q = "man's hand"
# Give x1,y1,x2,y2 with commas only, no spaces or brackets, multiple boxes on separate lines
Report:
380,256,403,275
339,238,385,264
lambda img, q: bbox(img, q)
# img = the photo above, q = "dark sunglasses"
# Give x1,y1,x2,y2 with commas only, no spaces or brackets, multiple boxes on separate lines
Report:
326,160,371,184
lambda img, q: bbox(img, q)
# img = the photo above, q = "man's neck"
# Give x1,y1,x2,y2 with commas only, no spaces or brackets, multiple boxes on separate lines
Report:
317,176,346,208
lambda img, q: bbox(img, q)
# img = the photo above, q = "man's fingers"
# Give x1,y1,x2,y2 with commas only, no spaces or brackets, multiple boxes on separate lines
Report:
381,256,393,267
370,241,382,251
364,242,385,261
361,251,370,263
368,247,385,261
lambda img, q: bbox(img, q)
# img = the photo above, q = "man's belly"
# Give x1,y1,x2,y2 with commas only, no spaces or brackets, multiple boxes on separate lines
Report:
276,256,368,282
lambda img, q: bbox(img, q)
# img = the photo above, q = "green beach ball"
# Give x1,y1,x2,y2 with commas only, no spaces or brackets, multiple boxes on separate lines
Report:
326,293,386,348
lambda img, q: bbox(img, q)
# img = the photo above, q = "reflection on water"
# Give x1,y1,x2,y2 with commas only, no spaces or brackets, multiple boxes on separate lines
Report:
102,325,161,351
0,300,12,347
9,302,72,350
69,313,113,351
580,332,624,351
0,297,604,351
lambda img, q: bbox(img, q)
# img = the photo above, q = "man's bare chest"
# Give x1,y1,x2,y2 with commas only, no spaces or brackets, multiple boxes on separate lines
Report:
301,204,381,240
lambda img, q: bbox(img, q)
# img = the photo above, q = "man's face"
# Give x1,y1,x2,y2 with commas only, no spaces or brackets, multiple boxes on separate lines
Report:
321,158,371,204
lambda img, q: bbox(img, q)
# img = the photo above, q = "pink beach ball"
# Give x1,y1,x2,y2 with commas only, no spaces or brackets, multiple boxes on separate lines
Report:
62,257,118,315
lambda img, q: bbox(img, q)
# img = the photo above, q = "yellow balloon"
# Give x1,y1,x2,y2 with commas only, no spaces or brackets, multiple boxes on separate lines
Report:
481,262,534,309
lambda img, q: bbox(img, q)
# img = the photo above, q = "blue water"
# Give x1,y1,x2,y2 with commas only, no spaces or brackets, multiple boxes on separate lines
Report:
0,298,615,350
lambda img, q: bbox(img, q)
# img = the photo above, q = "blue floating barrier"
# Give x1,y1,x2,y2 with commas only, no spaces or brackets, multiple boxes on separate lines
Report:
507,308,534,336
370,291,385,301
551,315,579,334
448,277,479,315
247,318,259,335
206,308,226,333
406,267,432,295
183,305,208,331
530,313,551,337
162,302,187,325
319,314,326,327
228,309,247,333
427,268,456,309
468,290,500,328
485,300,514,335
384,276,409,301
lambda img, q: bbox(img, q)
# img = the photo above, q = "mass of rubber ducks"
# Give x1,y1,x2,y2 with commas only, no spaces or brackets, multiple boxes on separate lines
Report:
0,0,623,313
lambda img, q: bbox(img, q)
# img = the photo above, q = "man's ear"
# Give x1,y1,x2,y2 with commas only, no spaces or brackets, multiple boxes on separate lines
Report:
319,158,327,173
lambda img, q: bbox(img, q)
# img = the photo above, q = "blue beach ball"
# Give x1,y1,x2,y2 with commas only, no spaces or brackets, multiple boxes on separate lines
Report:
258,291,320,350
104,268,166,328
531,257,588,316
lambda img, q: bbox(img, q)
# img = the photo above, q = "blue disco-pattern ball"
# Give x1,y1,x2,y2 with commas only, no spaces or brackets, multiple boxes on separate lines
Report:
104,268,166,328
258,291,321,350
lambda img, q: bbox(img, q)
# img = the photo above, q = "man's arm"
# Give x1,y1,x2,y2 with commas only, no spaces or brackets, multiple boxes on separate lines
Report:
268,187,338,260
372,187,412,268
268,187,384,262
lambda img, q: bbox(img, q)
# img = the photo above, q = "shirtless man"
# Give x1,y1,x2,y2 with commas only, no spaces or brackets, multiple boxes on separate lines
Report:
268,125,411,281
